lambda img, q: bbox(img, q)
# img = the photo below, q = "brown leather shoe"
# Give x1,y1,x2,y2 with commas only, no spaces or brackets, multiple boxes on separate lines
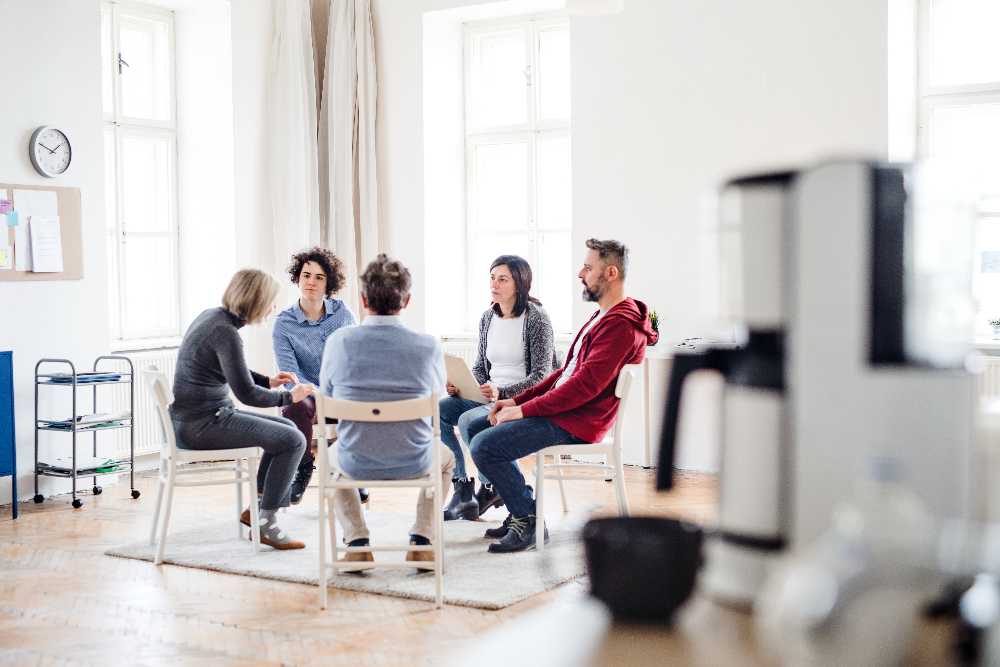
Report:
339,550,375,572
240,508,252,528
249,531,306,550
406,545,435,573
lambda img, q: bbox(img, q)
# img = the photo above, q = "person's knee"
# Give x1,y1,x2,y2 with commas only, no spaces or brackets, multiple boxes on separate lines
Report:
470,431,501,466
439,396,463,425
282,399,310,421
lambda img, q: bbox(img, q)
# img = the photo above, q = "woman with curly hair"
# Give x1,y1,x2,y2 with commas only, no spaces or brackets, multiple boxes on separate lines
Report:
263,246,359,504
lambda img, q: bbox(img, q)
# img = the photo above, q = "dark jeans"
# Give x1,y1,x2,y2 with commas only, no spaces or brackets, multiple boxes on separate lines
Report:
468,416,585,517
438,395,491,483
173,406,307,511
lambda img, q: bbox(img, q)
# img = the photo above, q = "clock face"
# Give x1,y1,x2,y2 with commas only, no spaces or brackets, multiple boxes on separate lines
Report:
30,126,72,178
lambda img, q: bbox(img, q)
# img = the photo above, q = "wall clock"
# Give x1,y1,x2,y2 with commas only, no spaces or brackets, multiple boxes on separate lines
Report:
29,126,72,178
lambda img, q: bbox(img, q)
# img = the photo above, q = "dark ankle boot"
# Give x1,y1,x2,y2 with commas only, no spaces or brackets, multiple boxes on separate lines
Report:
443,478,480,521
475,482,505,515
289,459,314,505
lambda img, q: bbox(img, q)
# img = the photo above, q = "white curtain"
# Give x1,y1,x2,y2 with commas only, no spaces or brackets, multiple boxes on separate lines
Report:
268,0,321,301
319,0,379,317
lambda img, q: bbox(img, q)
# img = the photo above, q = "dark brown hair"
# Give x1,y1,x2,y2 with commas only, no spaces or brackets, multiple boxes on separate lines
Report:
490,255,541,318
585,238,629,281
286,246,346,298
360,254,412,315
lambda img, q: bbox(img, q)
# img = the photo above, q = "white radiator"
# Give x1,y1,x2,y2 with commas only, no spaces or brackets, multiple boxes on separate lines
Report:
105,349,178,458
441,340,478,368
978,356,1000,402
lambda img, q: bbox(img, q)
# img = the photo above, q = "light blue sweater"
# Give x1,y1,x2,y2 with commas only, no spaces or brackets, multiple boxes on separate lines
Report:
319,315,447,479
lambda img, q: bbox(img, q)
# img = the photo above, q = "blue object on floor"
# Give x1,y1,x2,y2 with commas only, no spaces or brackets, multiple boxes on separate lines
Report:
0,351,17,519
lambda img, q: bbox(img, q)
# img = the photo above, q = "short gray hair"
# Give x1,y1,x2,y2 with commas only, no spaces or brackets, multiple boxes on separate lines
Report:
360,254,412,315
585,238,628,280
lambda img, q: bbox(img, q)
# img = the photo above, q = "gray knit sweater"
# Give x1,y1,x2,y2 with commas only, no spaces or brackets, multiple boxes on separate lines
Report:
471,301,556,400
170,307,292,421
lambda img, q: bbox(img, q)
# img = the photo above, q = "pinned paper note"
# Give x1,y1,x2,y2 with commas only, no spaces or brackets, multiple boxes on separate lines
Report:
29,216,62,272
6,211,17,226
0,200,10,215
0,246,10,270
12,189,56,271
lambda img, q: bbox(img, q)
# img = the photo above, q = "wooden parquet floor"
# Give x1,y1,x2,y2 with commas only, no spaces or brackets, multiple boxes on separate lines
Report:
0,458,716,667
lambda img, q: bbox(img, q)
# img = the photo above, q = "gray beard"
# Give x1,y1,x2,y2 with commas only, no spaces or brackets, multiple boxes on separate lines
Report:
582,282,604,303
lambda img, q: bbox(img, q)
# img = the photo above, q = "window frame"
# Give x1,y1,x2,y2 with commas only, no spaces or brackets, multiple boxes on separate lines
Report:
463,16,572,333
917,0,1000,338
102,1,181,341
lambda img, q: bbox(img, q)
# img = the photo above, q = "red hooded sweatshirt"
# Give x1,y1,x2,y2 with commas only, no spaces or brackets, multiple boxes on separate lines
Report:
515,297,658,443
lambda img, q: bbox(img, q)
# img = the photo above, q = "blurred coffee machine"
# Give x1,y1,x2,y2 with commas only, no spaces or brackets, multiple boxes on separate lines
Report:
659,160,977,607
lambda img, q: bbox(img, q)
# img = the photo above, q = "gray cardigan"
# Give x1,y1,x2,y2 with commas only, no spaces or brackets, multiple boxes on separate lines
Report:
471,301,556,400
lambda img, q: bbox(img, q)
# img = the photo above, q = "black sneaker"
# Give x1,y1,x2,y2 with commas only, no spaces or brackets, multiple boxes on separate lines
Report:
359,488,370,503
289,459,314,505
443,478,480,521
487,514,547,553
475,482,505,515
484,513,513,539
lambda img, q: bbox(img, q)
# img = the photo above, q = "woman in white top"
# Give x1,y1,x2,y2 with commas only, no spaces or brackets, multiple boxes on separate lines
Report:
441,255,555,521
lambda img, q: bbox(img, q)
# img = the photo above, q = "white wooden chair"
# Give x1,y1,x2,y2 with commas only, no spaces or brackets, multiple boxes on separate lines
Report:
141,366,261,565
533,364,638,550
316,391,445,609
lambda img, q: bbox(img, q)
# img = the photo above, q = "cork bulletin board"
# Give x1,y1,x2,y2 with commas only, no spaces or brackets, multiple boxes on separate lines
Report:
0,183,83,282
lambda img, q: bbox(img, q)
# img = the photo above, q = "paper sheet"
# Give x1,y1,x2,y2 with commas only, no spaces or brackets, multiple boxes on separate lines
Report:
13,189,58,271
29,216,62,272
444,354,489,404
0,245,10,270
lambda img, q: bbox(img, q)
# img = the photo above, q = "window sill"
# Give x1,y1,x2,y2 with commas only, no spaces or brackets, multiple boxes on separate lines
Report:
110,336,183,354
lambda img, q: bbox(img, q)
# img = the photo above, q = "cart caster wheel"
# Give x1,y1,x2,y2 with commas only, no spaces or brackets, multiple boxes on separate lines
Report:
92,486,102,495
72,499,83,509
33,494,43,504
131,489,140,499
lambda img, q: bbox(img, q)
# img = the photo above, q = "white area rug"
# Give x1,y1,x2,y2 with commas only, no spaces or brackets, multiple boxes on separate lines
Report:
105,505,586,609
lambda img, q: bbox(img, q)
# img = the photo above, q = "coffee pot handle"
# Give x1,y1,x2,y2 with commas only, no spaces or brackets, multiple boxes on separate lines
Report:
657,351,726,491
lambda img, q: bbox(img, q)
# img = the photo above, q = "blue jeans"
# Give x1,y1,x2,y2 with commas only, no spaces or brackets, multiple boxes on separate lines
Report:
438,395,491,482
468,416,585,517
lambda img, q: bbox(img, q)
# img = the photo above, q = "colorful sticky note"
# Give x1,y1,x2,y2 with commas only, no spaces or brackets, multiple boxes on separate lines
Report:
0,200,10,214
6,211,17,226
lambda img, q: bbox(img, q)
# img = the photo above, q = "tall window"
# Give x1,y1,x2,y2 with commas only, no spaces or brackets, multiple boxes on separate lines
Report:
465,19,572,333
102,2,180,340
919,0,1000,336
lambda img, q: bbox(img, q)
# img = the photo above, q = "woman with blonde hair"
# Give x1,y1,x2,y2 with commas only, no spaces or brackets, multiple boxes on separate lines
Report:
170,268,315,550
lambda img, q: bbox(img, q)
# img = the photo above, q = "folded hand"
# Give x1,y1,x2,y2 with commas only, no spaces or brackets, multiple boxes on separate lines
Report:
488,399,516,425
270,371,299,388
290,383,315,403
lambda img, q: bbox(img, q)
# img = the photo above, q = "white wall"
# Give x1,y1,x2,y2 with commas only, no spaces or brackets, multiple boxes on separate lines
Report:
570,1,889,340
0,0,111,502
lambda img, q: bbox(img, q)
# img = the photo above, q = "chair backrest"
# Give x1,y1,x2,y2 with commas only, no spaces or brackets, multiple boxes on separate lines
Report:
610,364,639,445
141,365,176,456
315,392,440,434
314,391,441,478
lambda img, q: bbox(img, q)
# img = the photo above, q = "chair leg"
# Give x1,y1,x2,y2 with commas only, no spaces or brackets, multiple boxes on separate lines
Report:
434,476,443,609
318,487,327,609
555,456,569,513
236,458,244,540
328,495,339,577
248,457,260,553
535,453,545,551
155,459,177,566
613,452,630,517
148,462,166,546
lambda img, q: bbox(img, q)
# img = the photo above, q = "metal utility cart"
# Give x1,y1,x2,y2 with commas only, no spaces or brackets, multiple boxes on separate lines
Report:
34,357,140,508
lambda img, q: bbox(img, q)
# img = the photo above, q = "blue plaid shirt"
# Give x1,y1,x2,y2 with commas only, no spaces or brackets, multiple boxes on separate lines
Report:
272,298,358,387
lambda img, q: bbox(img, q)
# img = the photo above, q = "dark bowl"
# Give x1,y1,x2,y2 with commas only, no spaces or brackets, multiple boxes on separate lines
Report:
582,517,703,622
